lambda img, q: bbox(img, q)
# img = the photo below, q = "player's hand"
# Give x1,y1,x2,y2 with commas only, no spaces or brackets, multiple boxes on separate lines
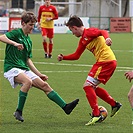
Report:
125,71,133,82
46,18,52,21
40,74,48,81
14,42,24,50
36,22,41,30
57,54,63,61
105,38,112,46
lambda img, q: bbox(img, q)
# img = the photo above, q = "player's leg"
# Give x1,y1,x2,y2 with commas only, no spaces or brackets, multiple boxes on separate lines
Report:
32,77,79,115
127,85,133,124
47,29,53,58
14,73,33,122
48,38,53,58
95,86,122,117
42,28,48,58
95,61,122,117
128,85,133,109
42,36,48,58
83,76,103,126
4,68,32,122
95,87,116,106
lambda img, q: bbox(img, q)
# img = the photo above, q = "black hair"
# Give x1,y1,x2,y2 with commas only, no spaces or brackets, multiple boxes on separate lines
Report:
65,15,83,27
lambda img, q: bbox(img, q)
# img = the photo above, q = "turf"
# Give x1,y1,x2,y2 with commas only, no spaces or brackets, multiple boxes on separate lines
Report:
0,33,133,133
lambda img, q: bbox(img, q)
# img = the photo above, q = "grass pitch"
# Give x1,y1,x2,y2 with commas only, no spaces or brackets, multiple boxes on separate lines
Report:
0,33,133,133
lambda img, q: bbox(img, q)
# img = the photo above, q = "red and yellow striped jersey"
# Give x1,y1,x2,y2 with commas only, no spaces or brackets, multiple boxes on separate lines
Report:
86,36,116,62
63,27,116,62
38,4,58,28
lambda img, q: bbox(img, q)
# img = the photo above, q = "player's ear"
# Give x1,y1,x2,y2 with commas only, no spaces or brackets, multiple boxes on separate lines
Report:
73,26,77,30
21,21,25,26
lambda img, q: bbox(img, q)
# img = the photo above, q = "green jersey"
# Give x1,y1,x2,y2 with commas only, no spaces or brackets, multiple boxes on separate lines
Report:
4,28,32,72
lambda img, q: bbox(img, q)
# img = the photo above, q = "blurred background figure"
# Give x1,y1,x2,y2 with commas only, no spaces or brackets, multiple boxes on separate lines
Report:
37,0,58,58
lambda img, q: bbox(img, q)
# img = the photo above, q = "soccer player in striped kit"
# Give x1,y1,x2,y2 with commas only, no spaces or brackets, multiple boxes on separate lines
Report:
57,15,122,125
37,0,58,58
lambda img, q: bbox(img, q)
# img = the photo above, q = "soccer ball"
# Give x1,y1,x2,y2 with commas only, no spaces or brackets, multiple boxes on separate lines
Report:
98,106,108,122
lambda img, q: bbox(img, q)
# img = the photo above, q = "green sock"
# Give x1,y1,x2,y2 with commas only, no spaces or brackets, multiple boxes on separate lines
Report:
47,90,66,108
17,90,27,111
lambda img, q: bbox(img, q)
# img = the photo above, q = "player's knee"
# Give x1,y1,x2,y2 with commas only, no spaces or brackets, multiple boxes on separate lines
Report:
83,82,91,88
41,82,53,93
49,39,53,44
83,82,96,89
128,92,131,101
26,79,32,86
43,40,47,43
83,76,100,89
43,37,47,42
22,79,32,92
128,87,133,101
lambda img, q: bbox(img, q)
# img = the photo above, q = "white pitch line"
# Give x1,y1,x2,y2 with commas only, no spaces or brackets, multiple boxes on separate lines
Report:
34,61,92,67
33,61,133,70
39,69,130,73
0,48,133,52
40,70,88,73
0,59,132,70
0,69,131,74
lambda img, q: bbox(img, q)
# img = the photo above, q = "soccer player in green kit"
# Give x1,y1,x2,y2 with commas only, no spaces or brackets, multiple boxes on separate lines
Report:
0,11,79,122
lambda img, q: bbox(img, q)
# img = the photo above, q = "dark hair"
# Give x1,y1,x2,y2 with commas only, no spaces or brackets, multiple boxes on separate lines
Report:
65,15,83,27
21,11,37,24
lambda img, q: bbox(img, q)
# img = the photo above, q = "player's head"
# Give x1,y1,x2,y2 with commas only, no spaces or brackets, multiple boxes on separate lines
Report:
65,15,83,28
65,15,84,38
44,0,51,6
21,11,37,34
21,11,37,24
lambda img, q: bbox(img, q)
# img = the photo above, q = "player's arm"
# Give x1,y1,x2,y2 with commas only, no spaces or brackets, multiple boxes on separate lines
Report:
0,34,24,50
51,14,58,20
46,7,58,21
27,58,48,81
50,10,58,20
37,7,42,28
99,30,112,46
88,28,112,46
51,6,58,20
58,42,86,61
37,6,41,23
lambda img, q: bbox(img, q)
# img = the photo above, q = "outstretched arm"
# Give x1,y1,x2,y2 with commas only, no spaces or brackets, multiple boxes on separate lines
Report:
57,42,86,61
0,34,24,50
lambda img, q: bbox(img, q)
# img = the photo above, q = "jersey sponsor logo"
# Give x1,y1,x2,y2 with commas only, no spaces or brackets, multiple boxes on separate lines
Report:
84,37,88,41
49,8,52,11
19,38,23,41
42,7,46,11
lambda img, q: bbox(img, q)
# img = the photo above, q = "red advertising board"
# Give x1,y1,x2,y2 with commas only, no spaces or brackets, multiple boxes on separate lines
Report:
9,17,21,31
110,17,131,33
